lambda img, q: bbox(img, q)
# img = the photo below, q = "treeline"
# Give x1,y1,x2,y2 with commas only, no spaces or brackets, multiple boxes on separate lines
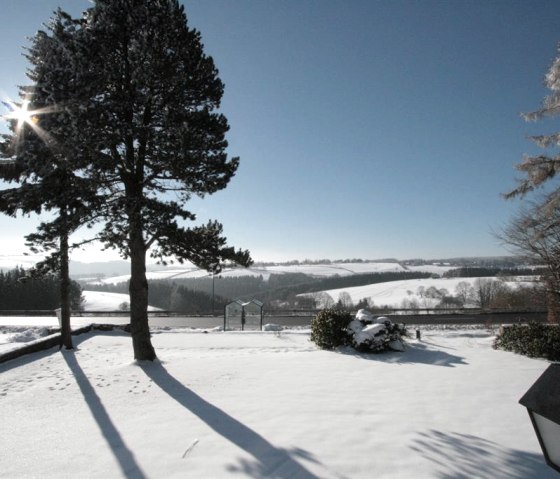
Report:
305,271,432,292
86,280,229,314
444,267,545,278
164,271,433,300
252,258,399,267
399,279,547,311
148,282,229,314
0,267,83,310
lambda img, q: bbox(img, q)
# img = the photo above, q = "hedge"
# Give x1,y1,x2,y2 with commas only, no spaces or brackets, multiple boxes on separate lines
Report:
494,322,560,360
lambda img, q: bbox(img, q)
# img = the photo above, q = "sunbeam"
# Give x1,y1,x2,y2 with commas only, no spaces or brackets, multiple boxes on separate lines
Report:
1,97,57,151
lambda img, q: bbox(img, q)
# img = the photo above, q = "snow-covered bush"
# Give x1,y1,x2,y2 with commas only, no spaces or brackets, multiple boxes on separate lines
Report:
311,308,407,353
347,309,407,353
311,309,353,350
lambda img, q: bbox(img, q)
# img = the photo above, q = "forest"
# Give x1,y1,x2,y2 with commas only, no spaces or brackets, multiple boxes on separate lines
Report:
0,267,83,311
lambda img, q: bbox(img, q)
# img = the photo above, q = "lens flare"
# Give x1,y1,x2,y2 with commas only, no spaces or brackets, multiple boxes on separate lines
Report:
2,99,40,133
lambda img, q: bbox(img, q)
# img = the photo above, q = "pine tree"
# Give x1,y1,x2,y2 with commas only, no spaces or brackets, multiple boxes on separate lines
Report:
0,11,99,349
506,44,560,209
80,0,252,360
2,1,252,360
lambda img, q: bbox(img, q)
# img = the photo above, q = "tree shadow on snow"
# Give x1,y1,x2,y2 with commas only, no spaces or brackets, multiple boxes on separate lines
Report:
71,328,131,346
62,352,148,479
339,341,467,368
409,429,556,479
141,361,329,479
0,346,59,374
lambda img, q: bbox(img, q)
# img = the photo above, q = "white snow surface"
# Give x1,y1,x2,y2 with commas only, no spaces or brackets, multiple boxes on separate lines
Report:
0,327,555,478
0,326,52,353
0,292,160,352
311,276,536,308
82,290,161,312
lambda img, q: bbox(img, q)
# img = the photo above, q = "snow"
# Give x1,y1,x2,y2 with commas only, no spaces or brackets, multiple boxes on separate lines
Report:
0,326,556,478
0,326,52,353
0,291,161,352
310,276,537,308
81,291,161,312
91,262,408,284
405,264,458,275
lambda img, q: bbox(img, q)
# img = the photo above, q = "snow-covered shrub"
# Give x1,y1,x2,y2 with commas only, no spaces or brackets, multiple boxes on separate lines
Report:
347,309,407,353
311,309,353,350
311,308,407,353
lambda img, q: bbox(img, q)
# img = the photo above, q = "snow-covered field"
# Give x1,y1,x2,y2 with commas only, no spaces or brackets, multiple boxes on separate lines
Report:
91,262,417,285
0,326,555,478
82,291,161,312
309,276,536,308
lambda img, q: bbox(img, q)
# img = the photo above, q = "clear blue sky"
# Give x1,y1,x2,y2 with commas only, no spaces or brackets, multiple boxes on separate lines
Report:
1,0,559,263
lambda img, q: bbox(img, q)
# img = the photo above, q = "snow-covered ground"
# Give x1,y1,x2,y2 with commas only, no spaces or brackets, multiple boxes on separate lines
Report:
0,291,161,353
81,290,161,312
308,276,537,308
0,327,554,478
0,326,53,353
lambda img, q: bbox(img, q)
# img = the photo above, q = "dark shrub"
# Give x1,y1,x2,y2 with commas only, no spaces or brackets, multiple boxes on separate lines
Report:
311,309,353,350
494,322,560,360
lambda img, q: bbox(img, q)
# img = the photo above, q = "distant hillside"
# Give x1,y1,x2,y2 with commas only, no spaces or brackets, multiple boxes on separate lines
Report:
87,261,443,285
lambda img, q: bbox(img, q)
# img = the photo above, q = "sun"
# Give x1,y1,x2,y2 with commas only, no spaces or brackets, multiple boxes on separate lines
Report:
1,97,56,150
2,99,40,132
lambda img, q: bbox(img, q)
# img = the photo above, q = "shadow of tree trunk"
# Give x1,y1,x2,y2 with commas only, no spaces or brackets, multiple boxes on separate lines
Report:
62,352,147,479
140,361,321,478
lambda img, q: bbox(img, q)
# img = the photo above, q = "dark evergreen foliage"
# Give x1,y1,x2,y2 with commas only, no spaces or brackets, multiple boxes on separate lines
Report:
0,267,83,310
310,309,353,350
494,322,560,360
1,1,252,359
148,281,228,313
0,10,102,348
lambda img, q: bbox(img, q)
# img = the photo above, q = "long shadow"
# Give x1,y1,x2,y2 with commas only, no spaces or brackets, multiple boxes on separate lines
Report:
141,361,323,479
409,429,556,478
0,329,131,373
0,346,58,374
340,341,467,367
62,352,147,479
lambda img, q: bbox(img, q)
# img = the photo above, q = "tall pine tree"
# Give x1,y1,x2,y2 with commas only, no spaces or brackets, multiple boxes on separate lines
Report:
0,11,99,349
2,1,252,360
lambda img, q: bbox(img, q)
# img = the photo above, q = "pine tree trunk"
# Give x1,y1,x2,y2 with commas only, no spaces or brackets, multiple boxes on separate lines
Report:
59,217,73,350
129,220,156,361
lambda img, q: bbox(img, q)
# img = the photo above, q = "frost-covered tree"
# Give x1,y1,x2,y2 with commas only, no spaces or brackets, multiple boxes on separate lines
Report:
506,44,560,210
503,43,560,322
